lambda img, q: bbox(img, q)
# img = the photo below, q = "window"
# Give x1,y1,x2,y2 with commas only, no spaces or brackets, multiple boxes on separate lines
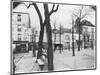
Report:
18,28,21,32
23,37,27,41
18,38,21,41
65,35,70,40
18,34,21,41
17,14,21,22
18,24,21,26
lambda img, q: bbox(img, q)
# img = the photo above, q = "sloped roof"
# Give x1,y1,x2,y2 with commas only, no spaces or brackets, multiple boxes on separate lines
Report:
13,2,21,9
81,19,95,27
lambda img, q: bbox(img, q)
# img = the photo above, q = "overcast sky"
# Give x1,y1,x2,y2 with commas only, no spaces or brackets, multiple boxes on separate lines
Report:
13,2,95,31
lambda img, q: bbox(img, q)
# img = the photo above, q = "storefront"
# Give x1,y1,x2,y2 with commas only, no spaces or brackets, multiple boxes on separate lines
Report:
13,41,29,53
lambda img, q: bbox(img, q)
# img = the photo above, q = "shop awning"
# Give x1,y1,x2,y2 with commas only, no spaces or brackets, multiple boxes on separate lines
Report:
13,41,29,44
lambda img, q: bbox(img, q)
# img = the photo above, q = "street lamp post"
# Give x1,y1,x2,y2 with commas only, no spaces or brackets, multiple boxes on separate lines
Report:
54,29,57,51
72,19,75,56
59,24,62,53
31,33,33,43
31,28,36,57
91,27,94,49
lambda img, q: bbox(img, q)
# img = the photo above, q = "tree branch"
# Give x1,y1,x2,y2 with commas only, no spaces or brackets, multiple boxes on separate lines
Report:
49,4,59,16
81,10,90,19
27,3,32,8
32,3,43,25
23,2,32,8
73,13,79,18
81,13,87,19
79,6,83,18
24,2,43,25
49,4,55,14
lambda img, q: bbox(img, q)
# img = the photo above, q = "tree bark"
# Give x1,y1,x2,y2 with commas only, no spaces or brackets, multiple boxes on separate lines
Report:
27,3,59,70
31,3,45,59
72,27,75,56
44,4,54,71
37,24,45,59
76,18,81,51
78,28,81,51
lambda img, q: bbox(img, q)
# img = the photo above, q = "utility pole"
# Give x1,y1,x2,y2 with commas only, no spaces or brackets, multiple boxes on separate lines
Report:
54,21,57,51
31,28,36,57
77,18,81,51
59,24,62,53
91,27,94,49
72,18,75,56
31,33,34,43
54,30,56,51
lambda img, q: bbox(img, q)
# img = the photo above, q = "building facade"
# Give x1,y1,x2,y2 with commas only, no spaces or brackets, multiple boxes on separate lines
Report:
12,12,32,52
52,28,82,50
12,12,31,42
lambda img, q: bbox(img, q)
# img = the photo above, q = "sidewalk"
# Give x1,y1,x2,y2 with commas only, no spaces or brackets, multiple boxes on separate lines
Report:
15,51,40,73
14,53,25,65
54,48,96,71
14,48,96,73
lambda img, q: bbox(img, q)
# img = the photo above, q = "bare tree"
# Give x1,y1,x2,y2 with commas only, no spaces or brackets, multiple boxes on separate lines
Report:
72,17,75,56
69,15,75,56
27,2,59,70
27,3,45,59
43,3,59,71
73,6,90,51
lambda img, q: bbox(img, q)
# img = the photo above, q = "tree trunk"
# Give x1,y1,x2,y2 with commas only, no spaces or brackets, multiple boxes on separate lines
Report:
37,24,45,59
78,30,81,51
72,26,75,56
78,19,81,51
31,3,45,59
44,4,54,71
46,24,53,70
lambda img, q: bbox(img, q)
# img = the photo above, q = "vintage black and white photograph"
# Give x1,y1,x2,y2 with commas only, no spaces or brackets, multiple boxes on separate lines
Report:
11,0,96,74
